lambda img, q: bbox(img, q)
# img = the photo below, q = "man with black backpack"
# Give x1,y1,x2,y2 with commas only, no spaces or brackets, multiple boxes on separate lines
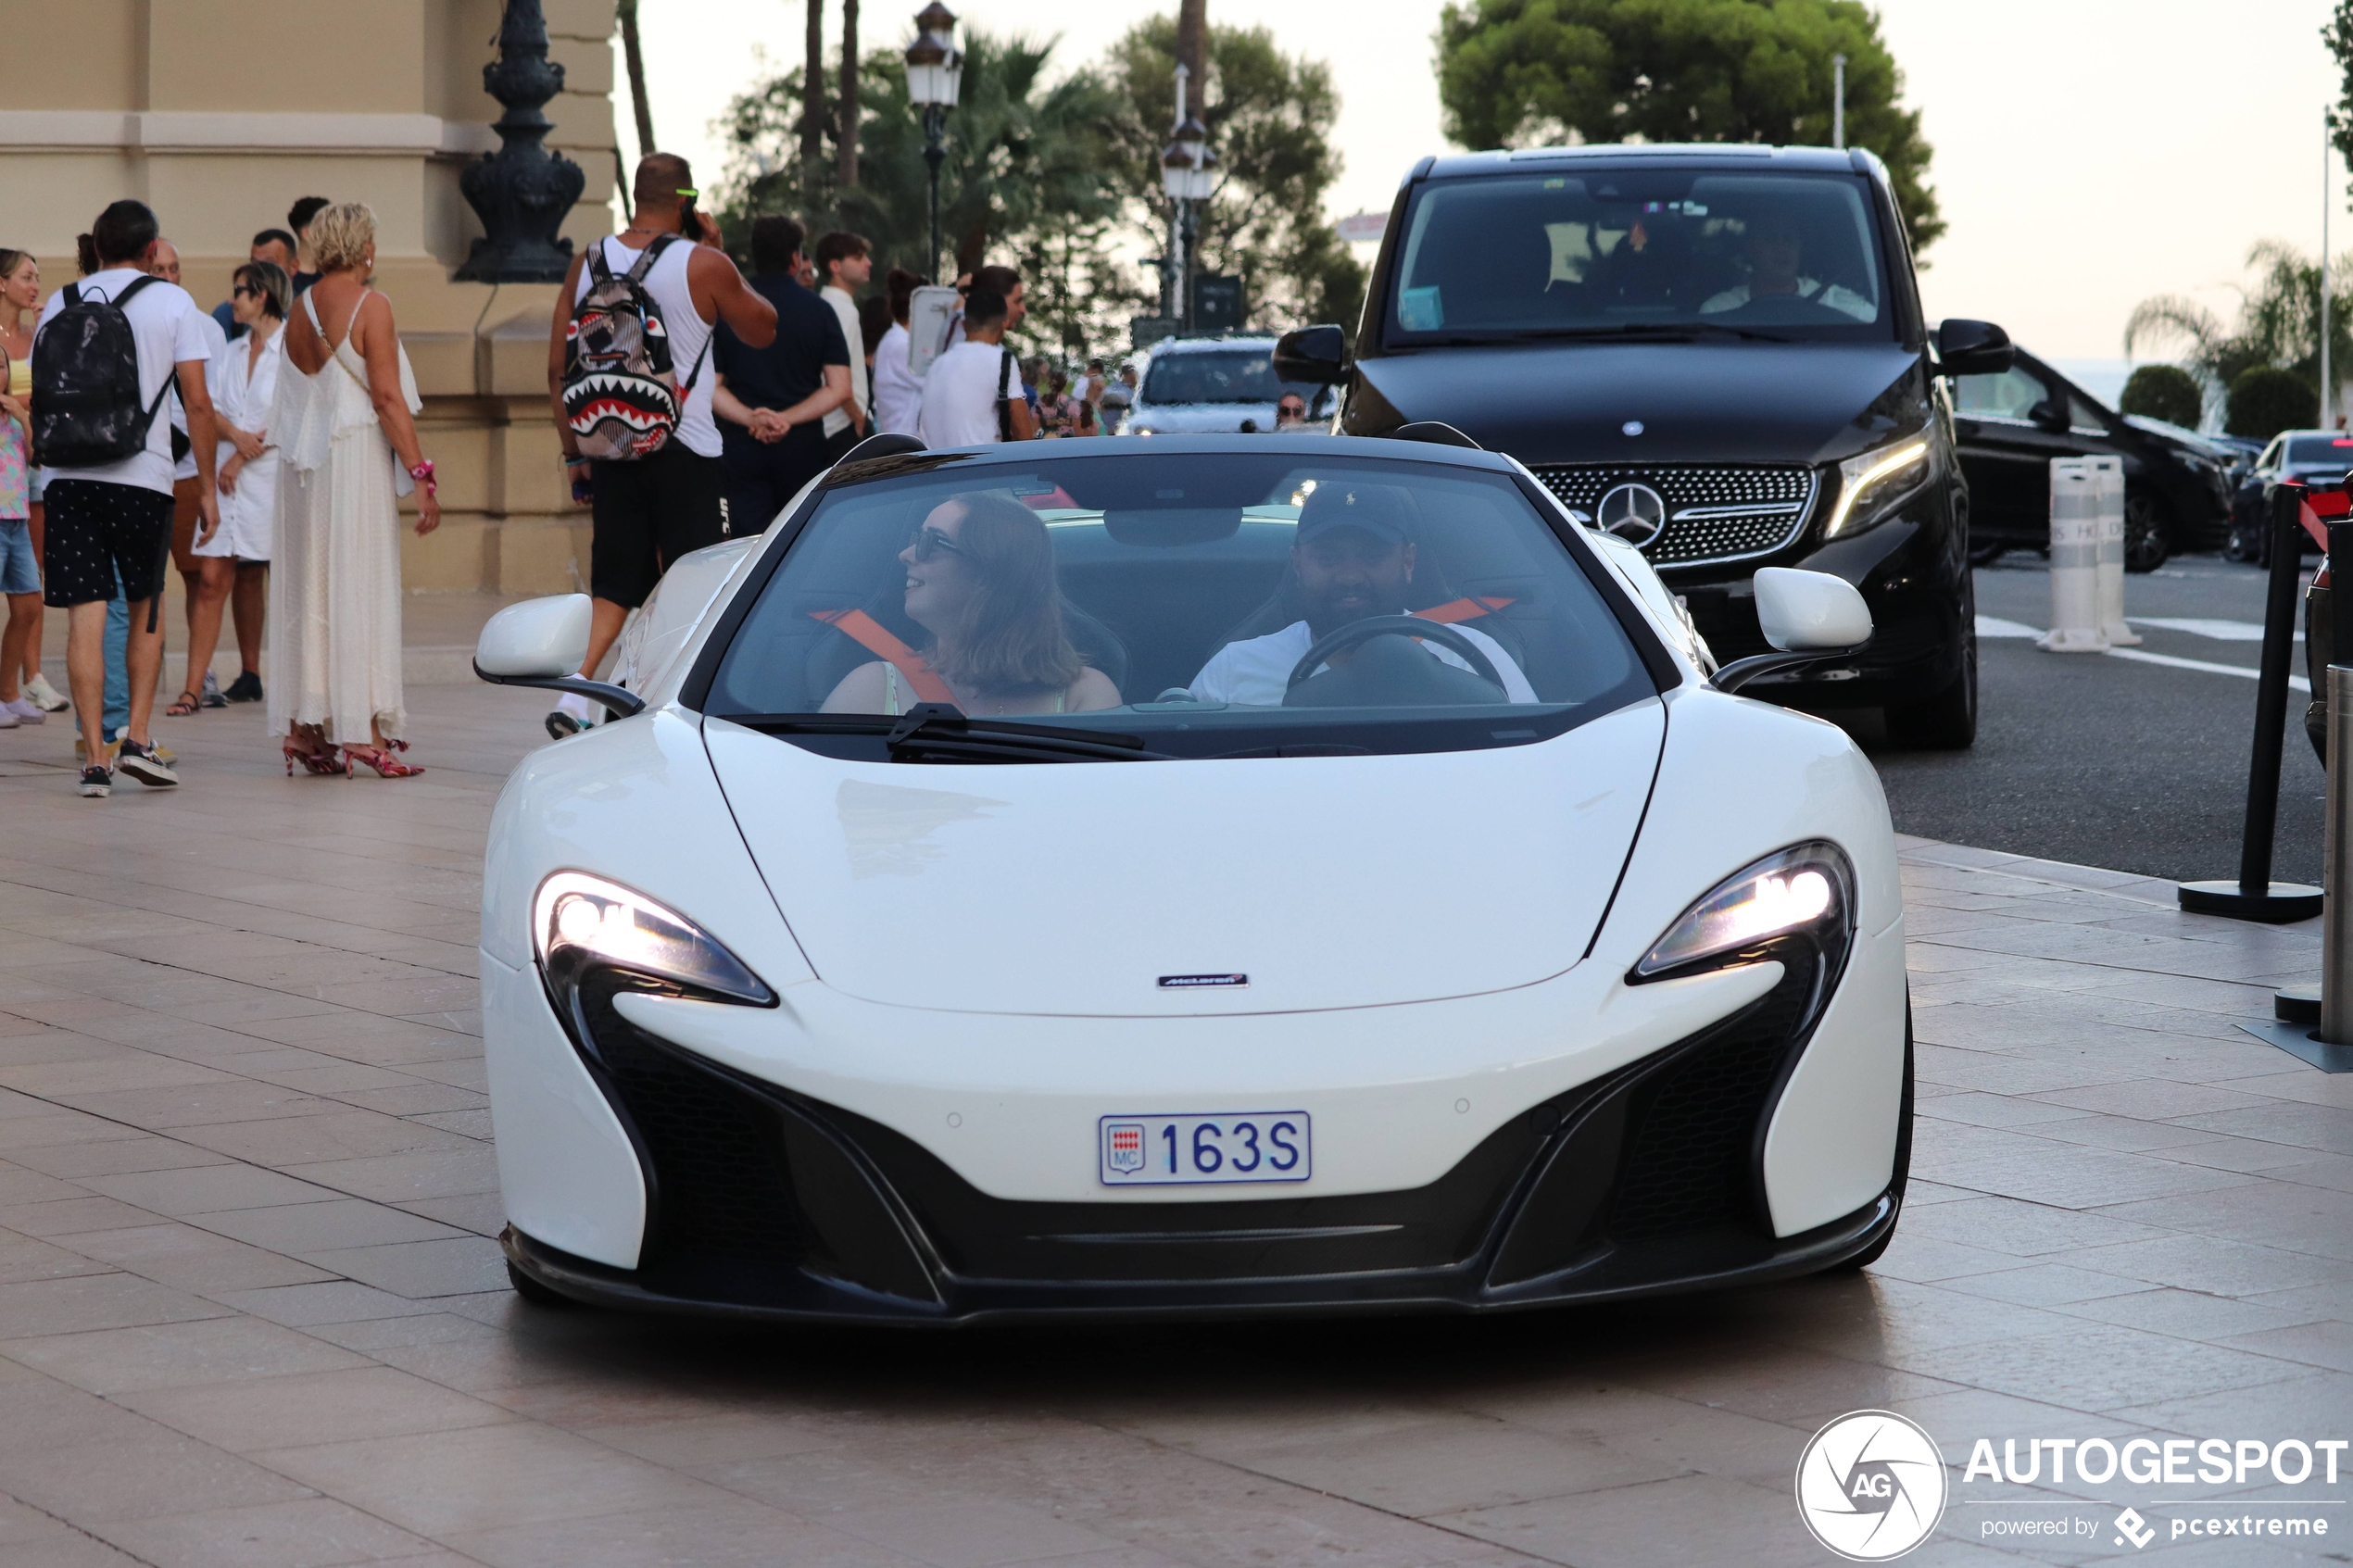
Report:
544,153,775,740
31,199,219,797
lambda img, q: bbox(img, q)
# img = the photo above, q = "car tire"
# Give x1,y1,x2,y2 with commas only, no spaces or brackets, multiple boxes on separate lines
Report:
2124,490,2170,573
1885,589,1978,750
1822,1005,1913,1274
1966,541,2007,568
507,1260,574,1309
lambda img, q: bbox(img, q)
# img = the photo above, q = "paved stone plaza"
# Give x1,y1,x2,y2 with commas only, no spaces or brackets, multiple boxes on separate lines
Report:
0,681,2348,1567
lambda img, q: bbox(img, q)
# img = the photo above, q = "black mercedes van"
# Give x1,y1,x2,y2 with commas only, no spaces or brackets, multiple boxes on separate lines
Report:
1275,144,2011,746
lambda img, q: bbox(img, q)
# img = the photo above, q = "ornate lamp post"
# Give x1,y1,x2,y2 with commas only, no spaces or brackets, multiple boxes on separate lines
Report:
455,0,586,282
1161,69,1214,332
903,2,963,283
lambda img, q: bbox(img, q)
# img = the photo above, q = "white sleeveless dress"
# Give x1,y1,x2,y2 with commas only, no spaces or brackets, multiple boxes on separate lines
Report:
267,291,419,746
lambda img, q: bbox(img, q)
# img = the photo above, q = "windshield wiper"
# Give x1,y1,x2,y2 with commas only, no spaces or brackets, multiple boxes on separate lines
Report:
723,704,1167,762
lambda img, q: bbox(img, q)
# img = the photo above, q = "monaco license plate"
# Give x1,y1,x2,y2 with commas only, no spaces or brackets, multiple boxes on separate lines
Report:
1099,1112,1312,1186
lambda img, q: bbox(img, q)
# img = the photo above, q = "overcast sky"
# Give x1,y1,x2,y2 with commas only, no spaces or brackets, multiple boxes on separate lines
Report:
631,0,2343,363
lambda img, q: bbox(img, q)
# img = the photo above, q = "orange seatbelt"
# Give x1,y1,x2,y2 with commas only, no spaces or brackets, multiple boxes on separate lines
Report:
809,608,957,704
1414,595,1516,624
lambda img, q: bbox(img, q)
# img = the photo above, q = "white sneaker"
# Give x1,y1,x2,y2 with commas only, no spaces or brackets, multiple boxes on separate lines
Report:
0,704,17,730
4,696,44,724
544,690,596,741
22,672,68,712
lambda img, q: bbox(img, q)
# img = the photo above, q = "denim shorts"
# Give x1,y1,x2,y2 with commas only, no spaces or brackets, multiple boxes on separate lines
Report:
0,518,36,596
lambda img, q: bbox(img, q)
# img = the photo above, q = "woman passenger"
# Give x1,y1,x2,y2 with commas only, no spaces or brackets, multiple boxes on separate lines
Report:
823,490,1119,716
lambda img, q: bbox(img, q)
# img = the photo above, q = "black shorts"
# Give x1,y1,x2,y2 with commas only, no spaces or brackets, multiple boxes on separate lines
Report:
722,428,832,539
43,479,173,608
589,444,729,609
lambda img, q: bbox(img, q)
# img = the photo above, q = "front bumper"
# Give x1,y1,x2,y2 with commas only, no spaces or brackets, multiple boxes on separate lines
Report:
496,927,1906,1323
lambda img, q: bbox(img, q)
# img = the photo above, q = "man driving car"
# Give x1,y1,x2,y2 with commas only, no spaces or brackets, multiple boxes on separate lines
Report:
1188,483,1538,705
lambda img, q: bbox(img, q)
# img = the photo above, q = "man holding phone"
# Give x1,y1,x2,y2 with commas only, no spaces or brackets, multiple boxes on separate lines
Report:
543,153,777,738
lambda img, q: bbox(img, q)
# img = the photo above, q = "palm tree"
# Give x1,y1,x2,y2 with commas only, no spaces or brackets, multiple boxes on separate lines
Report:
2124,240,2353,405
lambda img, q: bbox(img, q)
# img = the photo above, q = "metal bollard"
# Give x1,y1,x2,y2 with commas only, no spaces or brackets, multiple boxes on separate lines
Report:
2039,458,2107,652
2090,456,2141,646
2328,662,2353,1044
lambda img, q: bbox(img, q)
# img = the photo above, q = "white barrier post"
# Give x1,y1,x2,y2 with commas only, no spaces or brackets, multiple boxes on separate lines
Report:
2090,456,2140,646
2039,458,2108,652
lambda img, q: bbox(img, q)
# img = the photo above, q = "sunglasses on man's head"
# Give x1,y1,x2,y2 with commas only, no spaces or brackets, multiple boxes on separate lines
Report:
909,525,968,562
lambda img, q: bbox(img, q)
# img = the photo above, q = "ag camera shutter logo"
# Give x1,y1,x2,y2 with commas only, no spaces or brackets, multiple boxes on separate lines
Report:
1795,1410,1948,1560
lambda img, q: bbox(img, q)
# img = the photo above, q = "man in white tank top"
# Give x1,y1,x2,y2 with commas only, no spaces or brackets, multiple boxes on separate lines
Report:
544,154,777,737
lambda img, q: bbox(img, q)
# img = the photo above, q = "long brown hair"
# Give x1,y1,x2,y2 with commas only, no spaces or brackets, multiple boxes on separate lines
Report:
925,491,1083,693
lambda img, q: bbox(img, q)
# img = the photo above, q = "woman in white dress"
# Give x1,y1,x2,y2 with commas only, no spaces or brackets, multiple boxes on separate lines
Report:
270,204,439,777
178,259,288,717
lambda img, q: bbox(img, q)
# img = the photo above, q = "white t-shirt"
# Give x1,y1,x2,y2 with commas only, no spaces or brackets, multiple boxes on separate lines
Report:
918,339,1015,449
820,285,869,440
573,235,721,458
871,321,924,436
1700,277,1875,323
1189,618,1540,706
171,308,232,482
35,269,214,495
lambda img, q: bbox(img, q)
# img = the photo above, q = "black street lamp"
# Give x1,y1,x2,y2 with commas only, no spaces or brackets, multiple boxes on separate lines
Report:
455,0,586,282
903,2,963,283
1162,110,1214,332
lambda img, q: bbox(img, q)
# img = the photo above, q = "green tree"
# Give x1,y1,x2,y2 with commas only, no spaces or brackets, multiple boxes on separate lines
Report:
716,31,1133,354
1433,0,1944,254
2228,366,2319,441
2123,240,2353,408
1103,19,1368,336
2119,365,2204,428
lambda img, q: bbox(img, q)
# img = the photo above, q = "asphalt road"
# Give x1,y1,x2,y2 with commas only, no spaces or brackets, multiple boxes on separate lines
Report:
1859,552,2327,886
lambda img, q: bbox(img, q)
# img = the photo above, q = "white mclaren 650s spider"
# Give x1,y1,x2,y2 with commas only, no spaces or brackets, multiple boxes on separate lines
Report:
473,431,1911,1323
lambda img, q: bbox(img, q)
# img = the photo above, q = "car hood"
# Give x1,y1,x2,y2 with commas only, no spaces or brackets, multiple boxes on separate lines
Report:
1354,342,1924,466
700,699,1665,1016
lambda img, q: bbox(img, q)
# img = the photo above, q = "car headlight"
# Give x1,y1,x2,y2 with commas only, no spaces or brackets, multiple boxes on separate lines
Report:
533,872,774,1009
1632,842,1856,981
1822,431,1934,541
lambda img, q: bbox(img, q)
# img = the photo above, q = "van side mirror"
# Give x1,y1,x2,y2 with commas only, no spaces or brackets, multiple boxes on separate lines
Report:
1935,319,2013,379
1273,324,1348,386
473,594,645,719
1712,569,1873,695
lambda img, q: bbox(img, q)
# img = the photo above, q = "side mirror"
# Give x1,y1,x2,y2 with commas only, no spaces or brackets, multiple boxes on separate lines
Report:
1273,323,1348,386
1935,318,2013,379
473,594,645,719
1713,569,1872,695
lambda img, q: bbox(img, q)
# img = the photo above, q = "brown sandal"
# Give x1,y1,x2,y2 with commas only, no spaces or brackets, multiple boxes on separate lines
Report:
165,691,201,718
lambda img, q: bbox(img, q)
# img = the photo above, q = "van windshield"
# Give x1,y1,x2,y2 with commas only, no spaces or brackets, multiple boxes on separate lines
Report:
700,449,1656,761
1142,349,1321,406
1389,169,1894,344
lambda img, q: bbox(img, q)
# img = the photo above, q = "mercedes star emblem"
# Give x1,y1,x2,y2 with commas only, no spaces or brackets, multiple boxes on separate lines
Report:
1595,482,1669,548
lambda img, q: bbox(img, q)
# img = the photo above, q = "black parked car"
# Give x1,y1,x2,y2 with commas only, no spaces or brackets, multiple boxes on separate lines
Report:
2226,430,2353,564
1273,144,2003,747
1950,349,2232,571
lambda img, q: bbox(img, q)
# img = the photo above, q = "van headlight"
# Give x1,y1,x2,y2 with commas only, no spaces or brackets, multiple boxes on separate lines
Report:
1632,842,1856,981
1823,431,1935,540
533,872,774,1009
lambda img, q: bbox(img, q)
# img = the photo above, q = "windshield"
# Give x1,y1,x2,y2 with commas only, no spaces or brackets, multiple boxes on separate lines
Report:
701,450,1655,760
1141,349,1320,407
1389,169,1893,344
2286,435,2353,465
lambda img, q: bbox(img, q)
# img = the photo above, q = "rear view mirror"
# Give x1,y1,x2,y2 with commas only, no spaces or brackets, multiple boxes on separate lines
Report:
1935,319,2013,379
1273,324,1348,386
473,595,646,720
1755,568,1873,651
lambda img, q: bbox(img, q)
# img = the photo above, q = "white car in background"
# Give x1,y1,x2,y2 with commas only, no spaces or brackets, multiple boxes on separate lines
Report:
472,432,1910,1323
1118,335,1333,435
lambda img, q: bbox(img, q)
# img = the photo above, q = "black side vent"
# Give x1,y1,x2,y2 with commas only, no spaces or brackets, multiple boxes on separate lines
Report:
1607,953,1818,1239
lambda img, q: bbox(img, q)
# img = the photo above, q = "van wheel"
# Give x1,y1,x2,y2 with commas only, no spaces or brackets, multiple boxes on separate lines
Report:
2124,491,2170,572
1886,604,1977,750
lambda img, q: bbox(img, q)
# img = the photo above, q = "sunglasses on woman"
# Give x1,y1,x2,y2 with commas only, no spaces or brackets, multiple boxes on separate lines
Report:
908,525,968,562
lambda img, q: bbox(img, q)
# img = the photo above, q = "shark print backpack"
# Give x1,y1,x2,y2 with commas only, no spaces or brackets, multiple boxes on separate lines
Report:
561,235,709,461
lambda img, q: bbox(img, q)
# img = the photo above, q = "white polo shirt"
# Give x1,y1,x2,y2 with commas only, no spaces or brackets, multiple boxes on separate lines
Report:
34,269,214,495
1189,619,1539,706
918,339,1014,448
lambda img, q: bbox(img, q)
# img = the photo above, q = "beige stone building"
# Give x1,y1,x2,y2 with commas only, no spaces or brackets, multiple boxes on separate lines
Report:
2,0,623,596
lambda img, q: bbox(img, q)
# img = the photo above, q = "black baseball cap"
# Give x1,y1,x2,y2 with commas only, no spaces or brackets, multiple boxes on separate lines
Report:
1295,482,1413,547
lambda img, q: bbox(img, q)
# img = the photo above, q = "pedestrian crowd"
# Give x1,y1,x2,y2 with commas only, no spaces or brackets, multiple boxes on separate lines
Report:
1,154,1147,780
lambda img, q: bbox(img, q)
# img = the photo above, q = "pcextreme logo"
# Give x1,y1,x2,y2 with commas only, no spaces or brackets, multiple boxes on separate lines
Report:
1795,1411,1949,1561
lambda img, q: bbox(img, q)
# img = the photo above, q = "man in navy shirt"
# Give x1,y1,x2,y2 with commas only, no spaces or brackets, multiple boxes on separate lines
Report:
711,216,850,533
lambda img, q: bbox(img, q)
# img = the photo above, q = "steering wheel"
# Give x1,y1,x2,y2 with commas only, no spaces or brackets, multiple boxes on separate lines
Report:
1286,615,1506,696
